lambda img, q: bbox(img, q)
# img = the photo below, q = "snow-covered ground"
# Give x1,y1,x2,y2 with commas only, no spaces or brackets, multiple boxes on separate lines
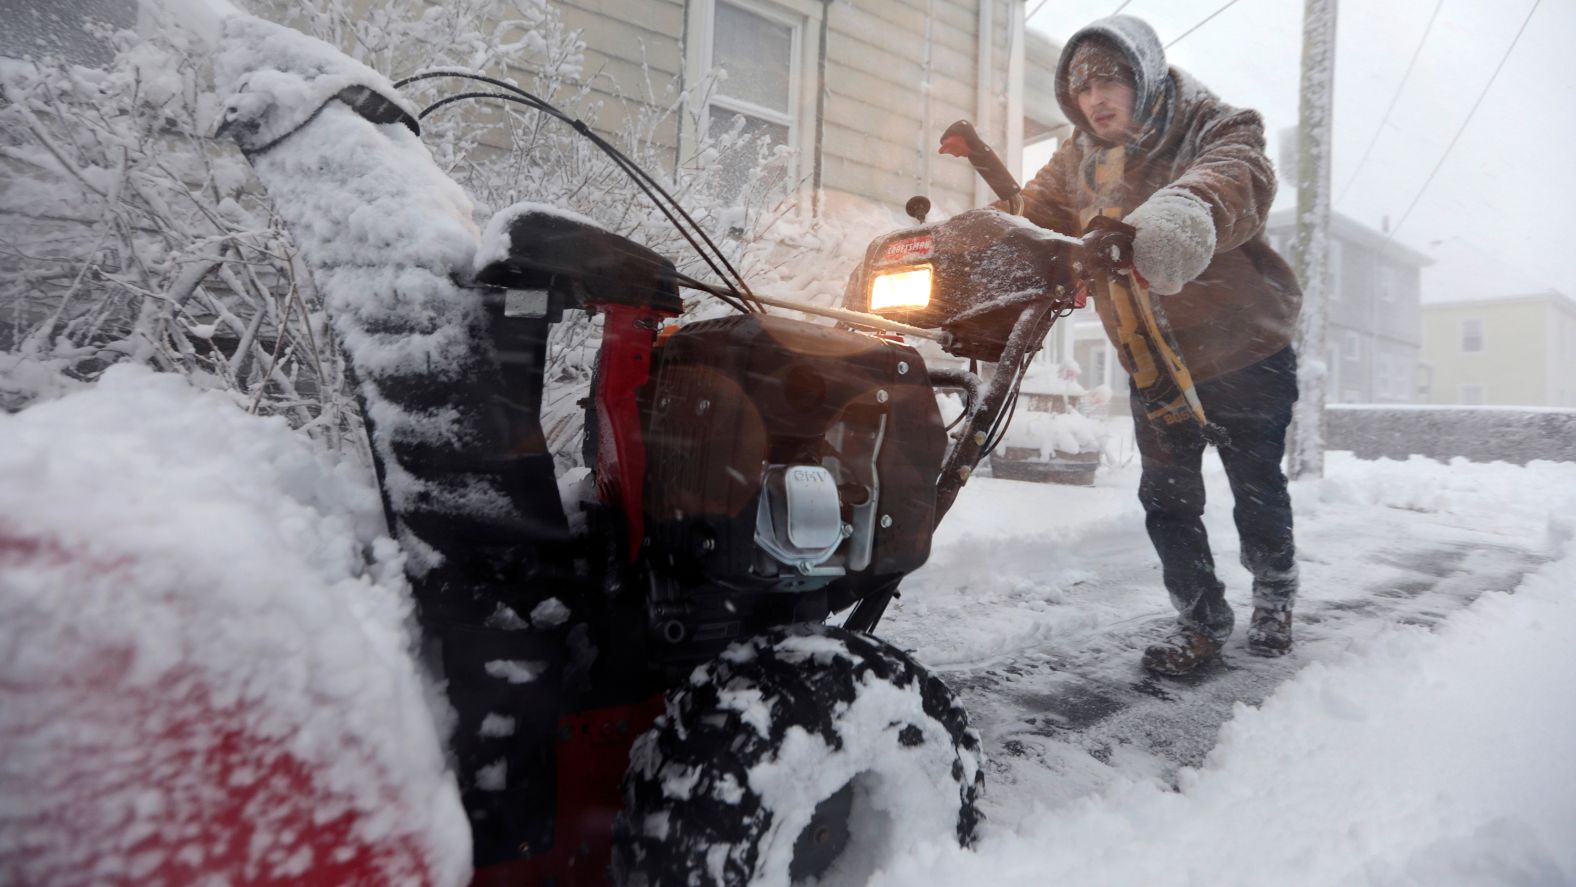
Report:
2,368,1573,885
0,367,469,886
872,432,1576,885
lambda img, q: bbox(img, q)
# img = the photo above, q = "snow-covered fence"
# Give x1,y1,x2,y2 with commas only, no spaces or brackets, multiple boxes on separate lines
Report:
1327,404,1576,465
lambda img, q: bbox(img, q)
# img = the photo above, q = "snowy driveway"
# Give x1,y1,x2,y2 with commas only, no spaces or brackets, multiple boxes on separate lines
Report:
874,449,1564,829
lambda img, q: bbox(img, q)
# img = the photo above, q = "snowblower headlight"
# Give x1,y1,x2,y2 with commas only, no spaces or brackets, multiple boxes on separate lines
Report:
868,266,933,313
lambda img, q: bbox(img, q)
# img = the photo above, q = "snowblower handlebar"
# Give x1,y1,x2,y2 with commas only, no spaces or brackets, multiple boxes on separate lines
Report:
939,120,1023,214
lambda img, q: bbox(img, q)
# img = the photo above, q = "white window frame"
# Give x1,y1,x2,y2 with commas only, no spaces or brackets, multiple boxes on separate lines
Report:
1381,353,1408,400
1377,262,1400,303
1343,329,1361,362
1460,318,1484,354
682,0,822,204
1326,238,1342,302
1021,135,1058,182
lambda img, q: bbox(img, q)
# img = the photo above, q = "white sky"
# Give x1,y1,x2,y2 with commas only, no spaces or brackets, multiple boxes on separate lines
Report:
1027,0,1576,302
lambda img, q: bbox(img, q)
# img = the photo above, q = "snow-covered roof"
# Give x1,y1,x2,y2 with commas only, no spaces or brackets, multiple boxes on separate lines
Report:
1418,288,1576,311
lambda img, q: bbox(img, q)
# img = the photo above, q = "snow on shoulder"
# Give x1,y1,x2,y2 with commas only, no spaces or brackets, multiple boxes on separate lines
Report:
0,367,469,886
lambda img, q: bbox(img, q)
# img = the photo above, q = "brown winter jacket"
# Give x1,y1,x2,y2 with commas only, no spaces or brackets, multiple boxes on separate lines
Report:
1018,17,1302,383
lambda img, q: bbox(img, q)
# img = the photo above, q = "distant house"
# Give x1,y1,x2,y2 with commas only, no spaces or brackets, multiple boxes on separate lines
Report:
1264,209,1433,404
1419,291,1576,407
553,0,1066,218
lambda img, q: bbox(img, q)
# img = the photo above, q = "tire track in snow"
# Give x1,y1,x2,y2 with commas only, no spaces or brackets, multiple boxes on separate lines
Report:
883,504,1548,826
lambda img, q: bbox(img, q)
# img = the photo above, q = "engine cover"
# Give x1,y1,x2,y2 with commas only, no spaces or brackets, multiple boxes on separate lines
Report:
643,315,945,602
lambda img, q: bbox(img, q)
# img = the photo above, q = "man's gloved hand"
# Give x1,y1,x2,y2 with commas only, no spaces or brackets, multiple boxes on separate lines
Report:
1123,190,1216,295
1081,215,1137,276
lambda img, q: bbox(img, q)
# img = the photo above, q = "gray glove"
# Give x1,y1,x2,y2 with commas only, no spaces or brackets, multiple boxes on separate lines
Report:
1124,190,1216,295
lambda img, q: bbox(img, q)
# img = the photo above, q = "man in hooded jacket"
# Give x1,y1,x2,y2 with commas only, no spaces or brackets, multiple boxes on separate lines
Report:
1014,16,1303,675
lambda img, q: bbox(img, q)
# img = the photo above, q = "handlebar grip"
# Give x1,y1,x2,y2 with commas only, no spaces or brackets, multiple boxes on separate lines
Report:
1081,215,1137,275
939,120,1022,207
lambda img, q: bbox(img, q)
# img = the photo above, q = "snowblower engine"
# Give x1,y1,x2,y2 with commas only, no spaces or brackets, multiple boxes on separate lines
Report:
474,208,947,666
642,314,944,657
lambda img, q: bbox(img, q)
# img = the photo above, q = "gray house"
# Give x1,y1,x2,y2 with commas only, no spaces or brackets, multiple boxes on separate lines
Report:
1264,209,1433,404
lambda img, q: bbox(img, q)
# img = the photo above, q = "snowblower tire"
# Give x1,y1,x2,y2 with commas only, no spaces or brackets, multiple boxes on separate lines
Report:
612,624,983,886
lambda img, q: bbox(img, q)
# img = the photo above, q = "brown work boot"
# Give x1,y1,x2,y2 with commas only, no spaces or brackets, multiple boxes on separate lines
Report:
1142,627,1223,676
1246,608,1293,657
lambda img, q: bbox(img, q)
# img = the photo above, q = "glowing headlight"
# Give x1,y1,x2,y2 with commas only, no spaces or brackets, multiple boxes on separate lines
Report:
869,266,933,312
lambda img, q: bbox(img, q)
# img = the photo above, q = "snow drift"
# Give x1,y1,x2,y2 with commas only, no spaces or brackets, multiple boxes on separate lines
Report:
870,462,1576,886
0,366,469,886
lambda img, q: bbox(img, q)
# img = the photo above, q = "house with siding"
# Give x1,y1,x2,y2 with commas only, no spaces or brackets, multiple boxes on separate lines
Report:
552,0,1066,220
1419,291,1576,407
1263,209,1433,404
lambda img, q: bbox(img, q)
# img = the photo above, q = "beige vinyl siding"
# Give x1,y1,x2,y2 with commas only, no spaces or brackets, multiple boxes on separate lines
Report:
551,0,685,161
546,0,1027,214
820,0,1012,214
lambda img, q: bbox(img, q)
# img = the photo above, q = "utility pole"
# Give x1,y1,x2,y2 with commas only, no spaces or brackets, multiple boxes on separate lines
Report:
1287,0,1337,480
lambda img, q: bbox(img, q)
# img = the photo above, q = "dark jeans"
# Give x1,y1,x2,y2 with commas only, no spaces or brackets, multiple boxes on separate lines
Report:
1129,346,1299,641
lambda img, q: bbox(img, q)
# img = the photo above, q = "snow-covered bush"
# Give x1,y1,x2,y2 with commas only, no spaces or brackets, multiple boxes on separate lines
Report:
0,12,363,452
2,0,879,469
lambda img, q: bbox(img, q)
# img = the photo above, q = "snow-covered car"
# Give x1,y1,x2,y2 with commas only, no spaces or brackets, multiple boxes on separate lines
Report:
989,364,1109,485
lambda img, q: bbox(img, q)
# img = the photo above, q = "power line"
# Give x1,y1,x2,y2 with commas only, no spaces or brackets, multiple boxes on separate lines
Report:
1383,0,1541,250
1335,0,1444,206
1028,0,1239,50
1165,0,1246,49
1027,0,1132,26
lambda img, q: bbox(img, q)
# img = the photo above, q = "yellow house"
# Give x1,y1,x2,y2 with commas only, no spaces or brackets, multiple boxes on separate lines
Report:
1420,291,1576,407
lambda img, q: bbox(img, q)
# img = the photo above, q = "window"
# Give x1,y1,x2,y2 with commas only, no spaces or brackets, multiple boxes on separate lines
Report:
1343,330,1361,362
1377,263,1401,303
1458,384,1484,405
1088,344,1107,386
701,0,803,205
1460,318,1484,353
1326,239,1342,302
1021,136,1058,182
1379,354,1411,400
